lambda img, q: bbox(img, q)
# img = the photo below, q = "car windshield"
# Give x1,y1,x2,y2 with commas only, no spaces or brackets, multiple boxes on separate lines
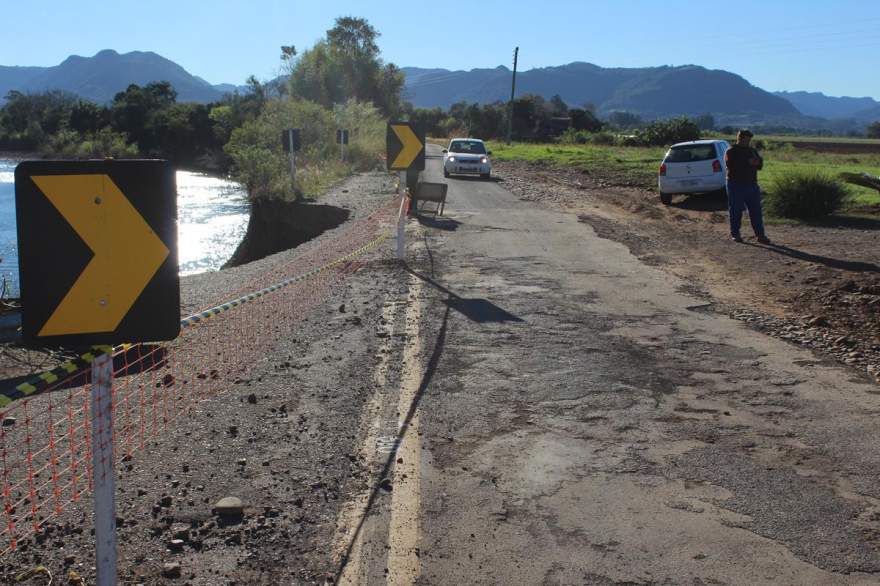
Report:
449,140,486,154
665,144,718,163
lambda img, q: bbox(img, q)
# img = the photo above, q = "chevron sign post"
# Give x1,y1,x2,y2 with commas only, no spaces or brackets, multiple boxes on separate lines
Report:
386,122,425,260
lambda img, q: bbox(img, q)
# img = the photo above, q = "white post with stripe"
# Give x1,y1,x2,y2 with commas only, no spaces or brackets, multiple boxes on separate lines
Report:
91,351,117,586
397,171,406,260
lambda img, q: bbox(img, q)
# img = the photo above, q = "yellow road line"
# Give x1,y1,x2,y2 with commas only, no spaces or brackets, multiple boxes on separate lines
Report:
335,298,402,585
386,272,425,586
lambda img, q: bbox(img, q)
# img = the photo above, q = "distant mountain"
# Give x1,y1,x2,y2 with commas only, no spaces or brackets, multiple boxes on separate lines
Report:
402,62,801,123
774,91,880,119
853,104,880,123
0,50,239,103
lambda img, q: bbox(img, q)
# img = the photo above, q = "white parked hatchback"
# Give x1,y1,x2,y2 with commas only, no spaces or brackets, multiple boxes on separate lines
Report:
443,138,492,179
658,139,729,204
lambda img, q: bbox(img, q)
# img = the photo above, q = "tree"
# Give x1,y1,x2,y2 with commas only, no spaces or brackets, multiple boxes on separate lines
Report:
549,94,569,117
68,100,106,133
694,113,715,131
510,94,552,141
0,90,78,149
607,111,643,129
868,121,880,139
287,17,403,115
110,82,178,152
569,108,603,132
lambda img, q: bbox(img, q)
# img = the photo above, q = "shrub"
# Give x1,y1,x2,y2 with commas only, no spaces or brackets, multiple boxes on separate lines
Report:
226,98,384,201
43,128,138,158
558,129,588,144
558,129,617,145
766,170,850,219
635,117,701,146
589,131,616,145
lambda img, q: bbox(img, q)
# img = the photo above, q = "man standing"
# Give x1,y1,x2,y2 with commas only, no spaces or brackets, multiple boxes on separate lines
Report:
725,129,770,244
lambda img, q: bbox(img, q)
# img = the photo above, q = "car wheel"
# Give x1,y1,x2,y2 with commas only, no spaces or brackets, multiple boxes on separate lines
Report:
443,168,449,178
481,173,490,180
660,193,672,205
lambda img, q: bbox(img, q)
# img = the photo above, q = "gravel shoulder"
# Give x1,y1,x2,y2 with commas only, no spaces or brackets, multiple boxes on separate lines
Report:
493,159,880,379
0,171,410,584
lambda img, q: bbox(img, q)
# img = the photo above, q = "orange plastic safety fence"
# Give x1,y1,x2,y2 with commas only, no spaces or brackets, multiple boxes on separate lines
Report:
0,196,399,555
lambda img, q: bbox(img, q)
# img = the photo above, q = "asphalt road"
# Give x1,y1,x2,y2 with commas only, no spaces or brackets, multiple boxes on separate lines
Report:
337,144,880,585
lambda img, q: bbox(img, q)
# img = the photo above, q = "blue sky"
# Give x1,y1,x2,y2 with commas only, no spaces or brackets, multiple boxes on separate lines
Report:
3,0,880,99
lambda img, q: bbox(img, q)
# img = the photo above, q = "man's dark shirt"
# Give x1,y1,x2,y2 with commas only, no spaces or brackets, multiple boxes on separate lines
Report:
725,144,763,184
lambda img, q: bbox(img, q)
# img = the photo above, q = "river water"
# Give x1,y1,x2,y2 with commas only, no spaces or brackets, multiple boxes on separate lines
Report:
0,159,250,298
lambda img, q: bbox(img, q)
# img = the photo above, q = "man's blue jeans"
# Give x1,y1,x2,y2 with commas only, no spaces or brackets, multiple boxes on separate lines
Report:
726,181,765,238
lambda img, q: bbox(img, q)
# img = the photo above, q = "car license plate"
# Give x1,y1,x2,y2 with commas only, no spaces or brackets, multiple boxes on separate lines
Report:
680,179,698,186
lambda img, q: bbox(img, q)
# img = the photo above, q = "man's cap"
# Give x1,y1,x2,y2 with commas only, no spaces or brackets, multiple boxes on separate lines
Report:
737,128,754,137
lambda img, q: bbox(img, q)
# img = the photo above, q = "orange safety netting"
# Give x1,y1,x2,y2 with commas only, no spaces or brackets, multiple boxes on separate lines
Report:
0,195,399,554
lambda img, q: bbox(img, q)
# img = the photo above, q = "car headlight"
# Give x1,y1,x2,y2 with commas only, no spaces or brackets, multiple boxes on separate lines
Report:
480,157,488,164
448,156,455,162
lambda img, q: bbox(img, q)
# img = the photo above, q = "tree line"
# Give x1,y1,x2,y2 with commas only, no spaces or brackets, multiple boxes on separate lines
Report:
0,16,403,186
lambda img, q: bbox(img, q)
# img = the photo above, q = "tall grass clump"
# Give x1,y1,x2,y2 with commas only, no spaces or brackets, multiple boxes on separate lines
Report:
559,129,617,146
766,170,850,219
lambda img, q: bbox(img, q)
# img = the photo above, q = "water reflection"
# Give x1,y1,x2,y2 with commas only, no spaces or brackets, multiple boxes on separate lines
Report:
175,170,249,275
0,163,250,297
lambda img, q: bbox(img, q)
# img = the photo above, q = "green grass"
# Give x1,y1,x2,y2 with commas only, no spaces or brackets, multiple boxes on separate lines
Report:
488,142,665,187
488,141,880,209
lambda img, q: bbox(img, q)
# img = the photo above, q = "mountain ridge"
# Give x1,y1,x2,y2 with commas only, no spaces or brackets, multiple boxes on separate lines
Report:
773,90,880,121
0,49,241,104
403,62,799,121
1,51,878,128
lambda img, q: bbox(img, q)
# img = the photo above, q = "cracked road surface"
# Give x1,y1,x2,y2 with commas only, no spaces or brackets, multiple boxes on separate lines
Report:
343,144,880,585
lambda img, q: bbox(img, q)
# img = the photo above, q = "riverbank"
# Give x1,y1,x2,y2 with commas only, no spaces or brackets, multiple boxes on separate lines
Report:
0,171,395,381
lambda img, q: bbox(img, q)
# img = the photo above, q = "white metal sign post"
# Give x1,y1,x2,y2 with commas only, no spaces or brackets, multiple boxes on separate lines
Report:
91,351,117,586
288,129,297,185
397,171,406,260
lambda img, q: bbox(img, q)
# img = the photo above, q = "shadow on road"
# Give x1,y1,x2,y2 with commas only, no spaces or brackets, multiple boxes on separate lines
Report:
747,242,880,273
415,215,461,232
809,214,880,231
406,267,524,324
672,190,728,212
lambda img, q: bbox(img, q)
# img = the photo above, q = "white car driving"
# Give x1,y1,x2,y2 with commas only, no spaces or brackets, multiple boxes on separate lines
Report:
658,139,729,205
443,138,492,179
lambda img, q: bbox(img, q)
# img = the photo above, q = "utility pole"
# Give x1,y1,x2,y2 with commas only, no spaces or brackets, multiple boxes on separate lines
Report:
506,47,519,145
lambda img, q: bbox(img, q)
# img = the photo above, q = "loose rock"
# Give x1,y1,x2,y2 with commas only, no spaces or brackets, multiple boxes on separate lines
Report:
214,496,244,517
162,562,182,578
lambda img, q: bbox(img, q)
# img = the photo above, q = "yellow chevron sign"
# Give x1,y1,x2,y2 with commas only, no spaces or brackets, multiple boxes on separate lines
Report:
15,161,180,345
386,122,425,171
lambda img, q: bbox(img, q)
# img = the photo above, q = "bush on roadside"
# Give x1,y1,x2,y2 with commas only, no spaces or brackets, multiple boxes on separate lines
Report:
766,170,850,219
634,117,701,146
225,98,385,201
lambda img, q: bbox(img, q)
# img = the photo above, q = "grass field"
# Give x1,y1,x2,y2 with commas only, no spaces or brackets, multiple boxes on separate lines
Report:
487,141,880,209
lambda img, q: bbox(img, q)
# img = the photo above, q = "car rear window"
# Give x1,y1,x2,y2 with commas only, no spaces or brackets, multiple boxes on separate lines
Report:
449,140,486,154
665,144,718,163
